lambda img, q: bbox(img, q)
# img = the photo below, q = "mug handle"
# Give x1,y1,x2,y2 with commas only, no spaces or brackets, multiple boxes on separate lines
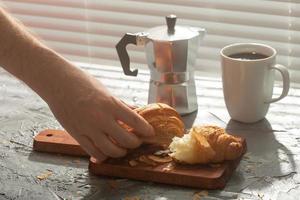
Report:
266,64,290,103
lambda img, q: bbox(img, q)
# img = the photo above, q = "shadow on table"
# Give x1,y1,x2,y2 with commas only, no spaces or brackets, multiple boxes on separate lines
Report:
181,110,198,129
27,151,88,169
225,118,296,190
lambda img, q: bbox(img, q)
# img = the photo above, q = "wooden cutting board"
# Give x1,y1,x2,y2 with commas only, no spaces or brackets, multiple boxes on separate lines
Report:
33,129,246,189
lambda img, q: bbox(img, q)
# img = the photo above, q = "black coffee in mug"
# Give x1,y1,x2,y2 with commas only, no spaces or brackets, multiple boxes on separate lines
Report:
228,52,269,60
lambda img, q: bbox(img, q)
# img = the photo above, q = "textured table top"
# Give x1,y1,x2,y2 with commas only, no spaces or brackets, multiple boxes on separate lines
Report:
0,64,300,200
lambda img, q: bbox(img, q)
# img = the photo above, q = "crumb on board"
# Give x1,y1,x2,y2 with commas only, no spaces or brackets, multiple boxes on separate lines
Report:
128,151,173,167
128,160,138,167
138,155,157,166
147,155,172,163
162,163,174,172
153,149,171,156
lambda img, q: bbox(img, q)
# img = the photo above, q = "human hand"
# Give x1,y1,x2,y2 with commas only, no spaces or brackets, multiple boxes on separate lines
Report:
47,69,155,162
0,6,153,162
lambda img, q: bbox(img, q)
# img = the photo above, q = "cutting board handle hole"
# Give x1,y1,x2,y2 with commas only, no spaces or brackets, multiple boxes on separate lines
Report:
46,134,53,137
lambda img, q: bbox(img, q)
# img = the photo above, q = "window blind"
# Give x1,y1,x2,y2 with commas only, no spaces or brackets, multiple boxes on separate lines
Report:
2,0,300,82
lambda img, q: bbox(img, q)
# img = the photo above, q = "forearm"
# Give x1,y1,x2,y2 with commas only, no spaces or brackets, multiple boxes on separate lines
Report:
0,7,46,78
0,7,88,104
0,7,155,162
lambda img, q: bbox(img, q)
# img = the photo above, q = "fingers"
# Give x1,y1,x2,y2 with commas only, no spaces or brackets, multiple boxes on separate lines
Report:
77,135,107,162
108,121,142,149
115,100,155,137
92,132,127,158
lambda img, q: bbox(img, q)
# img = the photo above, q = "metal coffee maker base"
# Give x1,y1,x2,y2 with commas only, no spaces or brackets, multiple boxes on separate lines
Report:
148,79,198,115
116,14,205,115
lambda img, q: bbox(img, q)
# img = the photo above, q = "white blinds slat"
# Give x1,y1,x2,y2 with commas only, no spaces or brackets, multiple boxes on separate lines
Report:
5,1,300,31
1,0,300,82
13,14,300,57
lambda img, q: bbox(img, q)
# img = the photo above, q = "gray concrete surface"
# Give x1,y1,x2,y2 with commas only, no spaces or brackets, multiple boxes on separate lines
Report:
0,65,300,200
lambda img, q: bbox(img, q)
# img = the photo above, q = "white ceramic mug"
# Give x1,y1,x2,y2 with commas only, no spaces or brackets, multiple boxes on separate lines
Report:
220,43,290,123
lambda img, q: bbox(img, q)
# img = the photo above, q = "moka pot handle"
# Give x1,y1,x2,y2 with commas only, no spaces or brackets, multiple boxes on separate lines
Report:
116,32,148,76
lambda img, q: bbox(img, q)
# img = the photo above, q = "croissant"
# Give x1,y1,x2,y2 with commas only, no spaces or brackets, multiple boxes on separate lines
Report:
135,103,185,145
169,125,244,164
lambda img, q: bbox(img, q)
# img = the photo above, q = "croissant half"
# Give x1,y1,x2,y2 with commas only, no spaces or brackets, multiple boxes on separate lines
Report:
169,125,244,164
135,103,185,145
